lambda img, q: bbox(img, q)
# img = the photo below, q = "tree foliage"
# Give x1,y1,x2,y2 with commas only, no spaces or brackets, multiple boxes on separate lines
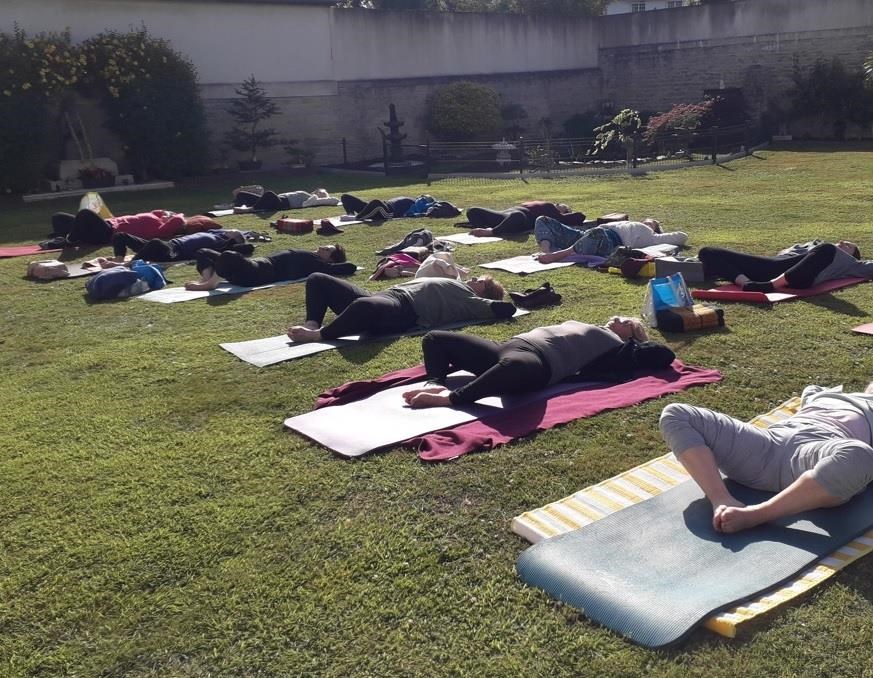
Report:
224,75,280,163
335,0,607,15
788,57,873,136
426,82,502,141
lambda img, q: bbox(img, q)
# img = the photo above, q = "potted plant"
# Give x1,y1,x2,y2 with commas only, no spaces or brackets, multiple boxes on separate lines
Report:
224,75,279,171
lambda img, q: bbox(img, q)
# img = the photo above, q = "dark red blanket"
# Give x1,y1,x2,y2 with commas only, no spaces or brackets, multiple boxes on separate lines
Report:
315,361,722,462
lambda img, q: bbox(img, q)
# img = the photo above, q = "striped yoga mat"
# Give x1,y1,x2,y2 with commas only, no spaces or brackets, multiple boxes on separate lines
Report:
512,396,873,638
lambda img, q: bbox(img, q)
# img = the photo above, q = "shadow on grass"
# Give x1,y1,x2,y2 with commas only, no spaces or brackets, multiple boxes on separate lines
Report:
802,294,869,317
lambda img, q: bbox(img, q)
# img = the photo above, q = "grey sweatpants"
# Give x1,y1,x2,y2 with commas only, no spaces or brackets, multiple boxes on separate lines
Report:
659,403,873,500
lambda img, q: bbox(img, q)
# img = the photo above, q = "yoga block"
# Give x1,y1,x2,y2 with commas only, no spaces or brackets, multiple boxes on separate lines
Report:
656,303,724,333
655,257,705,283
275,218,313,234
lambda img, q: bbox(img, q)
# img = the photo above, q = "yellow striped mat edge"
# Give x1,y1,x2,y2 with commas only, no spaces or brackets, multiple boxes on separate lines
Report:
511,396,873,638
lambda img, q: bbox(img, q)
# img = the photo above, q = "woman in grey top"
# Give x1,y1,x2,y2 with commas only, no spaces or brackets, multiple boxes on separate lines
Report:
660,384,873,533
698,240,873,292
402,318,675,409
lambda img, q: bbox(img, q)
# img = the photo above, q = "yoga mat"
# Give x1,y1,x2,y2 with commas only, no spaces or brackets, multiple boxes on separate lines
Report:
285,371,601,457
517,479,873,648
1,245,61,258
312,361,721,461
692,277,868,303
514,396,873,645
479,255,576,274
221,309,530,367
204,209,235,218
137,277,300,303
436,233,503,245
852,322,873,336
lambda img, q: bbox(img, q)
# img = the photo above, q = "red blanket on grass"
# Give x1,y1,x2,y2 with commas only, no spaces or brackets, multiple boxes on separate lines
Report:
315,361,722,462
692,277,868,303
0,244,61,258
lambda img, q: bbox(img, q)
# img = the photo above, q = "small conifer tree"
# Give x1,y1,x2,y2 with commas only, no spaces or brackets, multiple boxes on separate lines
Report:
224,75,280,164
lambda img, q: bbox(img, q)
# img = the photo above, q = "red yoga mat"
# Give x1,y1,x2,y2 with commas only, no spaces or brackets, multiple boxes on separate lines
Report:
692,277,868,303
315,361,722,462
0,245,61,258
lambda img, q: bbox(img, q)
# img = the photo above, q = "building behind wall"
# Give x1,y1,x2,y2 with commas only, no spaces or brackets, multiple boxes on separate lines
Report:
4,0,872,173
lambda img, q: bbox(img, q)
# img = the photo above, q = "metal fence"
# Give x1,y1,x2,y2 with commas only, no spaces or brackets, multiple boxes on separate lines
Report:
336,124,756,181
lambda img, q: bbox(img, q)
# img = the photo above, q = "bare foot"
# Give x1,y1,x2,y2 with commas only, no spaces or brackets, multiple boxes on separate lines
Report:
712,498,751,533
287,326,322,343
469,228,493,237
405,391,452,409
97,256,124,269
402,386,448,405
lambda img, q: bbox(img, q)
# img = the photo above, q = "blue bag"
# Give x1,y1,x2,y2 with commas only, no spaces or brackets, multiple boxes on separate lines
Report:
642,272,693,327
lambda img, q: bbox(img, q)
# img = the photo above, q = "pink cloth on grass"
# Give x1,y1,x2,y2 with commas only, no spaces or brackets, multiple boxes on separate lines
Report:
692,277,868,303
315,361,722,462
0,245,61,257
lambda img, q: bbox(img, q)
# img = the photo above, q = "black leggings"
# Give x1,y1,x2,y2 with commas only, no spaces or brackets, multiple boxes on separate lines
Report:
422,330,551,405
51,209,114,244
196,249,269,287
340,194,414,219
466,207,531,236
112,233,175,261
304,273,418,340
233,190,288,211
698,244,837,288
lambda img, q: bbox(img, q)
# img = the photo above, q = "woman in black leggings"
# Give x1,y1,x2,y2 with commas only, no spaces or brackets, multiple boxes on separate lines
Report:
698,241,871,292
402,318,675,409
185,245,354,290
340,194,415,220
287,274,513,343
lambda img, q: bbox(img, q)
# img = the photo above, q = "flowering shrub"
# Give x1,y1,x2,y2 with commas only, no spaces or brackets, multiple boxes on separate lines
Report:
0,28,86,191
81,28,208,179
643,99,717,142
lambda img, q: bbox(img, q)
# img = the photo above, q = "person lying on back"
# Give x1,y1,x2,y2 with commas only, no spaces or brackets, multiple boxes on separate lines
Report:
402,317,675,408
185,244,355,290
466,201,586,238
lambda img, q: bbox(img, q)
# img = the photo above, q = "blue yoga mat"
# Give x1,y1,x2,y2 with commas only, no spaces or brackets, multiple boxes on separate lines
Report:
517,479,873,648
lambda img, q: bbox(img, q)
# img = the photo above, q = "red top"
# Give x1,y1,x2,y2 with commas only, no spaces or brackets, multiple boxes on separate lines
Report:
108,210,187,239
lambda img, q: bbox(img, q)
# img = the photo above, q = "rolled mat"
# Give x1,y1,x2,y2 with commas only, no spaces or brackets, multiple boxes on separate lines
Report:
692,277,868,303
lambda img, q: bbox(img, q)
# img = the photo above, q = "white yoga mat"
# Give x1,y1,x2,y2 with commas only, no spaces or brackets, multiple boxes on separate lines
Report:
479,255,576,274
220,308,530,367
284,371,599,457
137,278,300,303
204,209,235,218
436,233,503,245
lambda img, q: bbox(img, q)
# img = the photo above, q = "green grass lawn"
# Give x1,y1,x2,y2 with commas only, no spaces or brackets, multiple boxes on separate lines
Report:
1,146,872,676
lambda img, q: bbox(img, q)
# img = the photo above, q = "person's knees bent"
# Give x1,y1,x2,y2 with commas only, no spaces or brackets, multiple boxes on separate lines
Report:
659,403,700,452
306,272,331,290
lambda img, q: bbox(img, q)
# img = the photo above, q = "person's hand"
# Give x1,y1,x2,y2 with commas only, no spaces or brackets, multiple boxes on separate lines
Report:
405,391,452,409
469,228,493,237
533,251,557,263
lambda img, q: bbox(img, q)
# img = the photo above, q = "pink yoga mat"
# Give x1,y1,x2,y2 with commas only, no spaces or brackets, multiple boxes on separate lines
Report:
315,361,722,462
852,323,873,336
0,245,61,258
692,277,868,303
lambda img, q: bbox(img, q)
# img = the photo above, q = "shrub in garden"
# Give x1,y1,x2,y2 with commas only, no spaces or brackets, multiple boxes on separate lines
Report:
590,108,642,162
0,28,83,192
224,75,280,169
427,82,502,141
81,27,209,180
643,99,717,142
788,58,873,138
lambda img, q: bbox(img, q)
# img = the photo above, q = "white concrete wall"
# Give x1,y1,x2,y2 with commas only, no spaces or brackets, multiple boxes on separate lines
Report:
599,0,873,47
